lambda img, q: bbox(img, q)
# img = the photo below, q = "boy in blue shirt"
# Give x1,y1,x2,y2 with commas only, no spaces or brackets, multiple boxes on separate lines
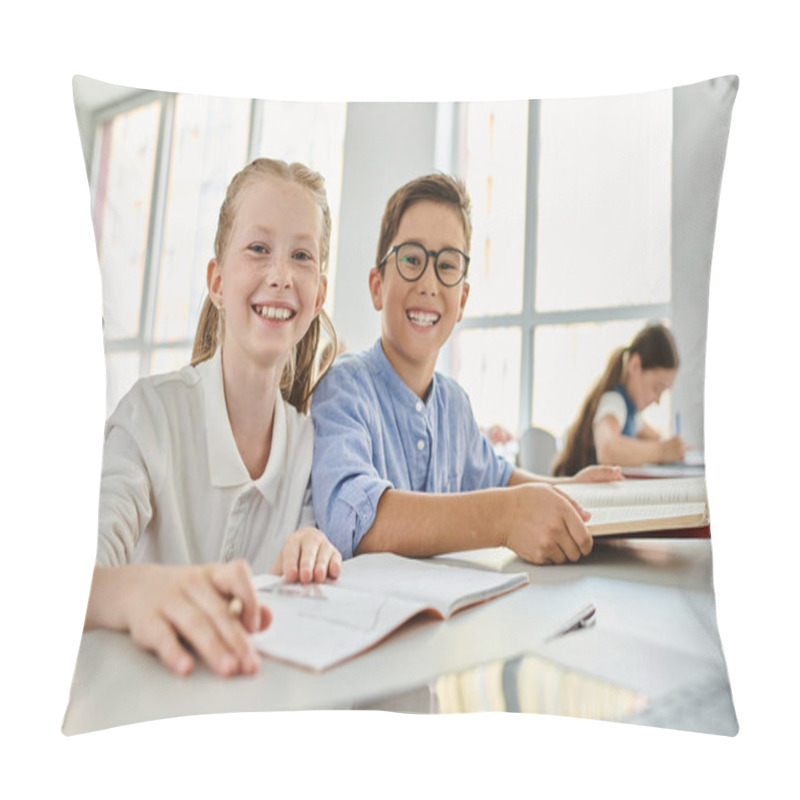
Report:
311,174,620,565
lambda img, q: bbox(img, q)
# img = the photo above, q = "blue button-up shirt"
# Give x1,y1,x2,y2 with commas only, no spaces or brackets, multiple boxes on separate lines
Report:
311,339,514,558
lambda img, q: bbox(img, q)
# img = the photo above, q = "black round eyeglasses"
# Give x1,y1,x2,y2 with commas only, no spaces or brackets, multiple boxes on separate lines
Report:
379,242,469,287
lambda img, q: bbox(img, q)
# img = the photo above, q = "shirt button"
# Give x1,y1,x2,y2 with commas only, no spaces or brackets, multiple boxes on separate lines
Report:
225,548,235,561
417,439,425,451
415,401,423,412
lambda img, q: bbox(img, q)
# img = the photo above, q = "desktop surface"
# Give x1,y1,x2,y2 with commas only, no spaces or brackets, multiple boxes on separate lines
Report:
63,538,735,736
358,633,737,736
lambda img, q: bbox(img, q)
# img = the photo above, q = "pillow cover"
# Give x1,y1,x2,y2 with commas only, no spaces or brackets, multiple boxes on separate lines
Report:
64,74,738,736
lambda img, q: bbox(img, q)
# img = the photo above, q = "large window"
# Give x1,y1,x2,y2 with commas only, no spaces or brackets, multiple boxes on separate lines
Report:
448,91,674,443
88,93,347,416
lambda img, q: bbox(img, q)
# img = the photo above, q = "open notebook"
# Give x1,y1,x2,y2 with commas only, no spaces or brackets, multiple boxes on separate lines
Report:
559,476,709,536
251,553,529,671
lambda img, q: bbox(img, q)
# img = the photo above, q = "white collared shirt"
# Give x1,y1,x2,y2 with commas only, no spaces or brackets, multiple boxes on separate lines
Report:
96,349,315,572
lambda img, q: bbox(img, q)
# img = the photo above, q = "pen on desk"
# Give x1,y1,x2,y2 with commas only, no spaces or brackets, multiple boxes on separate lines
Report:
545,604,597,641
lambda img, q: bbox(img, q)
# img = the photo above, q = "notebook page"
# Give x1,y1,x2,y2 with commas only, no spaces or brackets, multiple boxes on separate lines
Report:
251,577,427,671
334,553,528,616
561,477,707,509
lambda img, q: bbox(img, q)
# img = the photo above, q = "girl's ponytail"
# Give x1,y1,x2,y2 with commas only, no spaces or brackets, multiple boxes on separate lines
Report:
282,309,338,413
552,323,678,476
191,297,221,366
553,347,627,477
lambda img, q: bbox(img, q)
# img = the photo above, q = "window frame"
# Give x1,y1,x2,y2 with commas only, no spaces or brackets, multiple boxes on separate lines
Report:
87,92,271,379
452,99,672,435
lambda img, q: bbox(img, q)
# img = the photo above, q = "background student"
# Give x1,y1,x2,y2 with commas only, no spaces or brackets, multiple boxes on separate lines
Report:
553,323,686,476
311,174,621,568
85,158,342,678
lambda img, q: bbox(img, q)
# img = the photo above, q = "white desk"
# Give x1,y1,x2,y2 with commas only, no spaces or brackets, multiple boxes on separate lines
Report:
62,538,736,735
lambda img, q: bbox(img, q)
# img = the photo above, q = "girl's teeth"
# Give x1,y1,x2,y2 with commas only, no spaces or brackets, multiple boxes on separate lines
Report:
258,306,293,320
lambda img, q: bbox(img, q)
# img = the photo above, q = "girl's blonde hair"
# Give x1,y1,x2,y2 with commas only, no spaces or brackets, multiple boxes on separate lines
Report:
191,157,337,412
553,323,679,477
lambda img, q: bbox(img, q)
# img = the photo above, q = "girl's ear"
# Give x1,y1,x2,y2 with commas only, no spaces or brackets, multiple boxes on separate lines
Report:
627,351,642,376
207,259,223,307
368,268,383,311
456,281,470,322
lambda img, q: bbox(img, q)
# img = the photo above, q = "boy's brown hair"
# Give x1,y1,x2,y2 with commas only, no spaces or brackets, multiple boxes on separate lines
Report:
375,173,473,274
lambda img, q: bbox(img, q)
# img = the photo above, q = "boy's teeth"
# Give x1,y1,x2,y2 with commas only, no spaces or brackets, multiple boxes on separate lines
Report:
407,311,439,326
257,305,293,320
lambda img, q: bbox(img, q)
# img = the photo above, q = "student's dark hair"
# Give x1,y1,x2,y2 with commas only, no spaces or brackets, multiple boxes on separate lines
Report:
552,323,679,477
191,157,337,413
375,173,472,275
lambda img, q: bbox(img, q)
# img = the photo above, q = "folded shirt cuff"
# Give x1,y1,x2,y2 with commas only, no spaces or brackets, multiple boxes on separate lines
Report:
329,476,393,559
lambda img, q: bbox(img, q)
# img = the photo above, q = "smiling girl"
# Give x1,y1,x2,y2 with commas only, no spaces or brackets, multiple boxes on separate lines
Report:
84,158,341,678
553,323,686,476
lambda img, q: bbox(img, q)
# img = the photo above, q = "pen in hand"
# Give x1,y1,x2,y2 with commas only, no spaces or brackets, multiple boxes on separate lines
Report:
228,596,243,618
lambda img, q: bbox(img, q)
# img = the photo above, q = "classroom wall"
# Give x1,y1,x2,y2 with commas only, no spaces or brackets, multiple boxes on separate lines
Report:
671,76,737,451
331,102,438,353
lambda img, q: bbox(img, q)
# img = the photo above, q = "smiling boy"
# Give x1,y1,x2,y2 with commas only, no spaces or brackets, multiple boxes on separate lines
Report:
311,174,620,565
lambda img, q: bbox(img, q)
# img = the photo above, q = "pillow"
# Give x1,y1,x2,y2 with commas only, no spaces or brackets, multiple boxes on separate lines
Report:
64,74,738,736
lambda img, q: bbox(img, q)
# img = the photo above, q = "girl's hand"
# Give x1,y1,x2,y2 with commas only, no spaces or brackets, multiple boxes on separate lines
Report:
570,464,623,483
504,484,593,565
658,436,687,463
271,527,342,584
119,560,270,678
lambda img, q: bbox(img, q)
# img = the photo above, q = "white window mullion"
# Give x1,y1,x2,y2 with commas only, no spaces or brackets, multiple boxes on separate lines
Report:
520,99,541,434
248,98,264,162
138,93,175,376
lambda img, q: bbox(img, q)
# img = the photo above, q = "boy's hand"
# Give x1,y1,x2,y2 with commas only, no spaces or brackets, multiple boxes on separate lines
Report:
504,484,593,565
121,560,270,678
271,527,342,584
569,464,623,483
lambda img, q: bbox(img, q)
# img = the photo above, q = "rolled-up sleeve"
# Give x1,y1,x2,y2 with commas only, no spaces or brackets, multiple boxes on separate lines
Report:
311,366,392,559
593,391,627,429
